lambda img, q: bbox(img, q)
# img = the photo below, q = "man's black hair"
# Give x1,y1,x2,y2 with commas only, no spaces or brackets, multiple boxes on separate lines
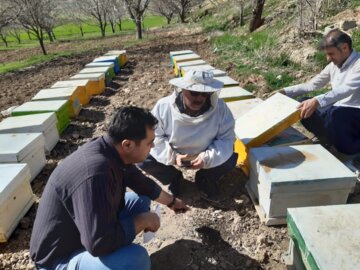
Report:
320,29,352,51
108,106,158,144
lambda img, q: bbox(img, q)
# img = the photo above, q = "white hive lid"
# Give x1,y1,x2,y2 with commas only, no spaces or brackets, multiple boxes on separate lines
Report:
79,67,110,73
0,113,57,133
216,76,239,85
12,100,68,113
0,133,45,162
235,93,300,145
0,163,31,205
170,50,193,56
219,86,254,99
173,53,200,62
181,64,215,72
288,204,360,270
33,88,74,100
52,80,89,88
249,144,356,192
85,62,114,68
226,98,263,120
107,50,126,54
94,56,117,61
177,60,207,67
70,73,105,81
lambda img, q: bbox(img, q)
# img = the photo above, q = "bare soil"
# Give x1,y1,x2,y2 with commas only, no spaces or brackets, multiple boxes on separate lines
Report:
0,26,358,270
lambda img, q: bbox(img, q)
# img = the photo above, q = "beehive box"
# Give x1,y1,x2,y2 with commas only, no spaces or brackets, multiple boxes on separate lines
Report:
85,62,115,77
216,76,239,87
181,64,215,76
247,144,356,225
286,204,360,270
51,80,90,105
70,73,105,96
0,113,59,152
174,60,207,77
11,100,70,134
0,164,35,242
94,56,120,74
169,50,193,65
0,133,46,182
219,86,254,102
172,53,201,69
105,50,127,67
79,67,114,85
226,98,263,120
32,88,81,117
234,93,300,175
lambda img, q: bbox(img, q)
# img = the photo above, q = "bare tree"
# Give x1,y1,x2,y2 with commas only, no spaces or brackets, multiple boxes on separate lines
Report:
10,0,57,55
151,0,176,24
0,27,10,47
249,0,265,32
123,0,151,39
173,0,204,23
9,23,23,44
75,0,112,37
0,0,15,46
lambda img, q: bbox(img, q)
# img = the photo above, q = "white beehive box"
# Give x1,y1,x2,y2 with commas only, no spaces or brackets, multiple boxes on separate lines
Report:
85,62,114,68
0,113,59,152
172,53,201,63
181,65,227,77
0,133,46,182
216,76,239,87
248,144,356,224
226,98,263,120
287,204,360,270
175,60,207,76
0,164,35,242
219,86,254,102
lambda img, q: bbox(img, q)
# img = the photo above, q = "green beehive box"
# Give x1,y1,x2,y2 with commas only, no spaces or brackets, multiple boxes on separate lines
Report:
105,50,127,67
79,67,114,85
11,100,70,134
85,62,115,78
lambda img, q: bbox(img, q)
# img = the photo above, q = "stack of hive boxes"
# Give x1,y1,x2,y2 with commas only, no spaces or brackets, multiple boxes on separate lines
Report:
0,49,128,242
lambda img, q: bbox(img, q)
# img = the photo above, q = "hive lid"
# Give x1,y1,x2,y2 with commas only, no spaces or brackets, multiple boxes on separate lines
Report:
181,64,214,72
85,62,114,68
249,144,356,192
288,204,360,270
177,60,206,68
12,100,68,113
70,73,105,81
0,113,57,133
32,88,74,100
226,98,263,120
0,163,31,204
94,56,117,61
216,76,239,86
235,93,300,146
219,86,253,100
169,50,193,56
52,80,89,88
107,50,126,54
0,133,45,162
173,53,200,62
79,67,110,73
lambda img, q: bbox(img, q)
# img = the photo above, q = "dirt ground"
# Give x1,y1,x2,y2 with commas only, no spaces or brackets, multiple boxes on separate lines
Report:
0,26,358,270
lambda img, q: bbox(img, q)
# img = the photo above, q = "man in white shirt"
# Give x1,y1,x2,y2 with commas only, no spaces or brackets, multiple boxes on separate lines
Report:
138,70,238,198
278,29,360,155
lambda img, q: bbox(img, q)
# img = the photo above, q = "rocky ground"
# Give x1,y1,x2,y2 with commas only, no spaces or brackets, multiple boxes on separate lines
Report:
0,26,358,270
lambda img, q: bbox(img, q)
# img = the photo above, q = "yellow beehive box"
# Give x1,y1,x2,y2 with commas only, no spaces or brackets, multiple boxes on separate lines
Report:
174,59,207,77
51,80,90,105
172,53,201,68
70,73,105,96
234,93,301,175
32,88,82,117
106,50,127,67
0,164,35,242
181,65,226,77
219,86,254,102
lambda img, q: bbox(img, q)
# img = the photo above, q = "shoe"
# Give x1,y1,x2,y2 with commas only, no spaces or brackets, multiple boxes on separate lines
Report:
168,174,182,196
195,178,219,198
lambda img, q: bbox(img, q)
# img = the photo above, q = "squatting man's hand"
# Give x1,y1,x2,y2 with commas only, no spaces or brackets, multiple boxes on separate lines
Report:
168,197,190,214
176,154,204,169
298,98,319,119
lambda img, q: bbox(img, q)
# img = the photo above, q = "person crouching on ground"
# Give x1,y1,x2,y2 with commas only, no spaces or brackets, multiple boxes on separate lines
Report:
30,106,189,270
138,69,238,199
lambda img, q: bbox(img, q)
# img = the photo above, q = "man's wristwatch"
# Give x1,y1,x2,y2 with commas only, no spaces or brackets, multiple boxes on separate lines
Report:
167,196,176,208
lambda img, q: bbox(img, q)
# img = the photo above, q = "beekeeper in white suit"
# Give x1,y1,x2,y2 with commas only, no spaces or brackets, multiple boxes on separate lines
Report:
138,69,237,199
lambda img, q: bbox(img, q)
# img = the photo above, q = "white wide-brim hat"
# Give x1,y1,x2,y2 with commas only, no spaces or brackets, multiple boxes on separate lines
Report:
169,69,224,92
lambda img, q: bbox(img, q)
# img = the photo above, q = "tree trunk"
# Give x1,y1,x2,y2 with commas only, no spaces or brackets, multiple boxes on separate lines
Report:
136,18,142,39
39,37,47,55
52,31,56,40
0,35,8,47
110,21,115,33
249,0,266,32
167,17,171,24
79,25,84,37
27,30,32,40
101,25,106,37
240,3,245,26
117,19,122,31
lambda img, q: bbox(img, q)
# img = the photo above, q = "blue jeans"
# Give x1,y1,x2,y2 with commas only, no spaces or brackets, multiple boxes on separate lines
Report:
41,192,151,270
300,101,360,155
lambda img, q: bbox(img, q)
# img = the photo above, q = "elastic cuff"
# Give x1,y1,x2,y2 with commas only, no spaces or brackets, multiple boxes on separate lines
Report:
119,217,136,245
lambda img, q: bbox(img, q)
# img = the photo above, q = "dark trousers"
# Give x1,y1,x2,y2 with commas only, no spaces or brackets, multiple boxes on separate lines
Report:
138,153,238,184
301,102,360,155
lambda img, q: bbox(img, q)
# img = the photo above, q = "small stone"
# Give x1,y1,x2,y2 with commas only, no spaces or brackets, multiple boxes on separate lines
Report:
72,131,80,139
